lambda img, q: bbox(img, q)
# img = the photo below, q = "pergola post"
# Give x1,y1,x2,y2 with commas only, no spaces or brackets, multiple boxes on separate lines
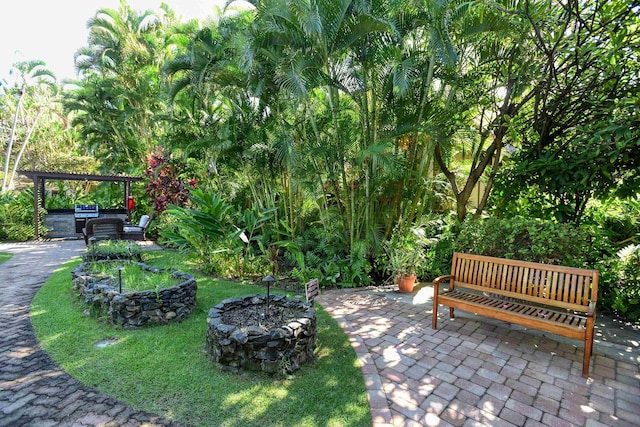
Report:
124,180,131,222
32,175,39,239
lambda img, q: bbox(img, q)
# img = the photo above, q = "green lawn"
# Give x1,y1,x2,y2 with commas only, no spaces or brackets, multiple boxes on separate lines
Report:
31,251,370,427
0,252,13,265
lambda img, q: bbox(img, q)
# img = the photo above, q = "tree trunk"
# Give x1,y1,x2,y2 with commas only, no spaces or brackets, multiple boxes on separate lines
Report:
8,109,43,191
2,88,25,193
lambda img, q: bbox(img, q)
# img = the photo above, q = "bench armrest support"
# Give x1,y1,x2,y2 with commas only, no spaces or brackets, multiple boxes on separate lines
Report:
588,301,597,317
433,274,454,294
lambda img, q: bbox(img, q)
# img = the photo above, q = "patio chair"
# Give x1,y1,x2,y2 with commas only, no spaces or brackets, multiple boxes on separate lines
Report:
83,218,124,245
123,214,152,241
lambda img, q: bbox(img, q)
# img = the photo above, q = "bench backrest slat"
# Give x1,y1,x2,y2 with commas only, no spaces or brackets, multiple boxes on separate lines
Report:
93,223,120,238
450,252,598,310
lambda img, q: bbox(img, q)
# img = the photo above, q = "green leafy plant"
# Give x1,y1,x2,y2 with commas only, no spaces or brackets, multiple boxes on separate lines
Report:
83,261,182,293
586,196,640,245
422,215,458,280
161,189,275,277
0,187,46,241
83,240,143,262
602,244,640,323
161,190,237,270
384,227,428,280
454,216,609,268
342,240,372,287
315,241,371,288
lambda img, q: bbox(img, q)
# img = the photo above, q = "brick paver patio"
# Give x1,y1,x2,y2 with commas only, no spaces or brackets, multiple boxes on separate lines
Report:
316,288,640,427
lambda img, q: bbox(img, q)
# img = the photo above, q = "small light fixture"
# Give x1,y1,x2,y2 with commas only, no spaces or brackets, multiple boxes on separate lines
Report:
116,265,124,293
262,275,276,316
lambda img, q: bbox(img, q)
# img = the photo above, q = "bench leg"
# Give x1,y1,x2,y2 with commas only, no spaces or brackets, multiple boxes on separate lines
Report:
582,338,593,377
432,302,438,329
433,304,457,328
583,319,595,377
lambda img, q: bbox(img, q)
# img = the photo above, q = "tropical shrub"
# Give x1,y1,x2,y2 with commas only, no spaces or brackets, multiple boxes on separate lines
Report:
454,216,610,268
0,188,46,241
268,212,373,288
586,196,640,245
161,189,273,277
422,217,459,280
145,150,196,216
598,245,640,323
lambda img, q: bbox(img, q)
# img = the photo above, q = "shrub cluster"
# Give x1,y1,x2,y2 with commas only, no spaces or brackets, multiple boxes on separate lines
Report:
454,216,609,268
0,188,46,241
598,245,640,322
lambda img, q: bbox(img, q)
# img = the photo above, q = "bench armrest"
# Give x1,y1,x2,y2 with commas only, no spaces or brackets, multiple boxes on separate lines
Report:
433,274,455,294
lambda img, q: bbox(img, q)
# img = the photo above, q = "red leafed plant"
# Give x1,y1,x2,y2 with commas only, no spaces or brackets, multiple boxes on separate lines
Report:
145,149,197,215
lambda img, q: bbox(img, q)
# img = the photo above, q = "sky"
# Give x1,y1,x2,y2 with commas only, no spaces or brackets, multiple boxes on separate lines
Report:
0,0,226,84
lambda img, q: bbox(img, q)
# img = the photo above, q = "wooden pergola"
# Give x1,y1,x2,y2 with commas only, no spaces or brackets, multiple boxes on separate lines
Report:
18,170,143,239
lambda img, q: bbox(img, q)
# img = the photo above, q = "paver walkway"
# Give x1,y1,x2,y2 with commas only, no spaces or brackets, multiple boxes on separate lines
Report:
315,286,640,427
1,240,639,427
0,240,183,427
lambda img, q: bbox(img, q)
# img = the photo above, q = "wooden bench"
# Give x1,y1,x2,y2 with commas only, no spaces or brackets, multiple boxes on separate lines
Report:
432,252,599,377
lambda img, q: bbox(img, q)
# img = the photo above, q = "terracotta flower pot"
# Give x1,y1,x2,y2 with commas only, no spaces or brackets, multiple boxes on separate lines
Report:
397,274,417,293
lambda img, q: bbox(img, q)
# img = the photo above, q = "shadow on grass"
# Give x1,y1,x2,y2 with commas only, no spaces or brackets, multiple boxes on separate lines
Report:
0,252,13,266
31,255,371,427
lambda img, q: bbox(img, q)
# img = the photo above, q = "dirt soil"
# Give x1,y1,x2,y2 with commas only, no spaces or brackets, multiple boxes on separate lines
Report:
221,303,302,331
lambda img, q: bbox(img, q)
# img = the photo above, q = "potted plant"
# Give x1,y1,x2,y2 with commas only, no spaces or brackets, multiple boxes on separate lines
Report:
385,228,427,293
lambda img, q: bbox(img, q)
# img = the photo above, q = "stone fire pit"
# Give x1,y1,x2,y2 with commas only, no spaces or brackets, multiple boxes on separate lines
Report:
206,294,317,374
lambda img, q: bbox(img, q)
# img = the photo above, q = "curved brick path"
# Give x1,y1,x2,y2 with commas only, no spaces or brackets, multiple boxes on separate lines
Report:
0,240,184,427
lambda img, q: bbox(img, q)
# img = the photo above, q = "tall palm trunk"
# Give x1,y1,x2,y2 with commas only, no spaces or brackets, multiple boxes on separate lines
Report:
7,109,43,191
326,74,354,247
2,87,25,193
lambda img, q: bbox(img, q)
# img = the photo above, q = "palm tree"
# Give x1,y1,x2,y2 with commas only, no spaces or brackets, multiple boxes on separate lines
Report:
1,60,56,192
249,0,467,250
66,0,168,172
74,0,161,78
163,10,269,179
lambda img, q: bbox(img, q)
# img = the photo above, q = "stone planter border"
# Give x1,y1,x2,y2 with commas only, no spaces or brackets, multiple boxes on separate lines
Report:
72,261,196,328
206,294,317,374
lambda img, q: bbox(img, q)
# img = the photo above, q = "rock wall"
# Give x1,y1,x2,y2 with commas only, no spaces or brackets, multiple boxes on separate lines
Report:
72,262,196,328
206,295,317,374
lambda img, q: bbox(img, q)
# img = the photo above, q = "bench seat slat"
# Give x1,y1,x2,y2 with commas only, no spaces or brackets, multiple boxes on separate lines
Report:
452,282,591,313
440,290,587,328
438,291,588,336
